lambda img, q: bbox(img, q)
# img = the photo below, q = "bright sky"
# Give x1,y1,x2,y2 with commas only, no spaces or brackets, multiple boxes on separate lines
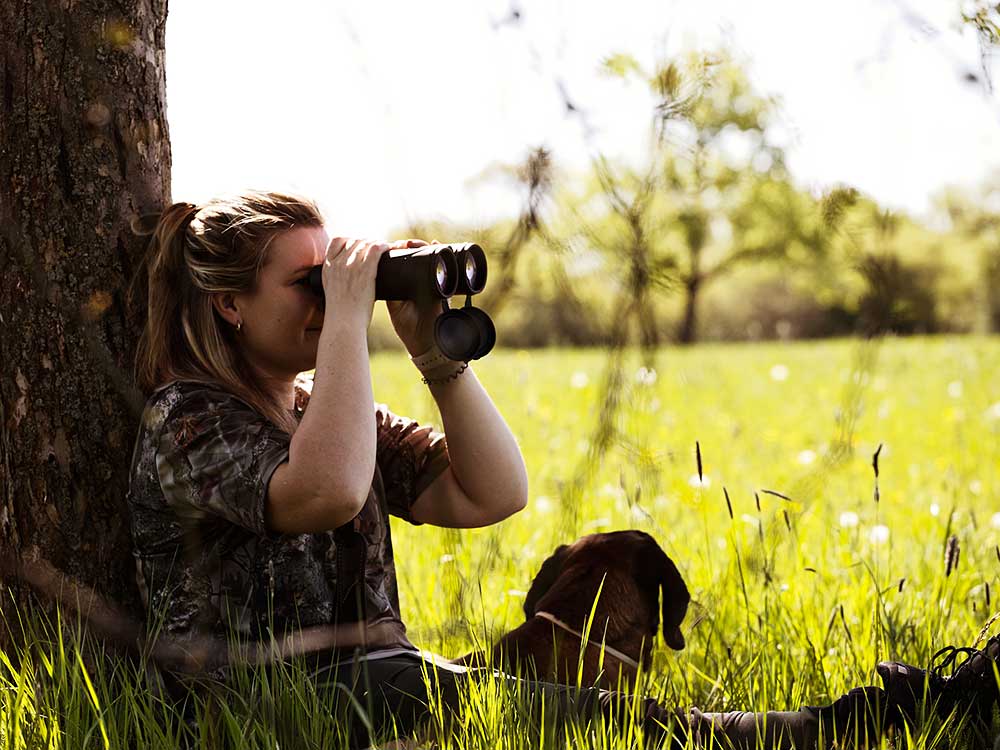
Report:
166,0,999,237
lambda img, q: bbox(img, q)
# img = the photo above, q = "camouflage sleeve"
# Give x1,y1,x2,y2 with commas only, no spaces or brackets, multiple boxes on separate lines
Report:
375,403,451,525
155,389,290,537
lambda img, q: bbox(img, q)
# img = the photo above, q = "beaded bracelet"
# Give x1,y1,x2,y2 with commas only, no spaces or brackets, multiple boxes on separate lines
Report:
422,362,469,385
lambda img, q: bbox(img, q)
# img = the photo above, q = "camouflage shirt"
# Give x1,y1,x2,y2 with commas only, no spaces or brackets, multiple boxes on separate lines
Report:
126,380,450,666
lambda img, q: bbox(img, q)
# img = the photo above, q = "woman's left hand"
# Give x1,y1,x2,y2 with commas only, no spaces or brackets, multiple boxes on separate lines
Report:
384,239,443,356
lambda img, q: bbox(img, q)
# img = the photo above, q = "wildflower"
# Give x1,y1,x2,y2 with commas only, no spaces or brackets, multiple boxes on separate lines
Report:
570,371,589,388
688,474,711,489
770,364,789,382
970,480,983,495
439,554,455,564
986,402,1000,420
635,366,658,386
797,449,817,465
947,381,963,398
869,525,890,544
839,511,859,528
991,512,1000,529
534,496,553,513
930,502,940,517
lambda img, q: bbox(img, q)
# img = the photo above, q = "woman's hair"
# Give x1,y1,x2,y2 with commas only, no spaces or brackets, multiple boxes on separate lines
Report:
133,190,323,433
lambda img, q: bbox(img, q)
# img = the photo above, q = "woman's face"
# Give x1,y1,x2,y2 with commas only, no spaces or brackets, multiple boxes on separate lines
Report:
231,225,328,382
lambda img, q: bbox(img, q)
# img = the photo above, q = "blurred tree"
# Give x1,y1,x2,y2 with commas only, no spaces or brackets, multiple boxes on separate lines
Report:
0,1,168,648
936,178,1000,332
816,189,967,336
560,51,823,344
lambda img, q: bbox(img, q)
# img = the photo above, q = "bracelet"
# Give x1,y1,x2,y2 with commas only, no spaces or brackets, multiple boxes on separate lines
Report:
422,362,469,385
410,344,454,375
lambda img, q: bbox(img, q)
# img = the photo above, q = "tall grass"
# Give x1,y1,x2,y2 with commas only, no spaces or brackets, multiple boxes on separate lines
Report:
2,336,999,748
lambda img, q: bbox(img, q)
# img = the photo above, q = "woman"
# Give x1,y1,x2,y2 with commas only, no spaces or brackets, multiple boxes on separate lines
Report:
127,190,994,749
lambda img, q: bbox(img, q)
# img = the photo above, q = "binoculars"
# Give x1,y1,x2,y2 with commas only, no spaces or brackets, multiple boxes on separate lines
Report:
307,243,496,361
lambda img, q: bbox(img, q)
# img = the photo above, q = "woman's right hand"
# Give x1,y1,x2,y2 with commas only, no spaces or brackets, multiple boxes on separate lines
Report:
320,237,392,326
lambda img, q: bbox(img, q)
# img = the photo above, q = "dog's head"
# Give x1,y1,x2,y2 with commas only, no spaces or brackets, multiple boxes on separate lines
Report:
523,530,689,651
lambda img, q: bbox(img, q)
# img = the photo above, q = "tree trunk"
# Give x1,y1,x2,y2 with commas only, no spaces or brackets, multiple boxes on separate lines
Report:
0,0,170,649
677,276,700,345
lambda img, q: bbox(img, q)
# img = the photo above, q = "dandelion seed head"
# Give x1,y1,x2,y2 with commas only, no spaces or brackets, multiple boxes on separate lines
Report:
948,381,964,399
970,480,983,495
991,512,1000,530
688,474,712,488
986,402,1000,420
870,524,890,544
797,449,817,465
930,503,940,517
839,511,859,528
534,495,553,513
770,364,789,382
570,371,589,389
635,366,658,386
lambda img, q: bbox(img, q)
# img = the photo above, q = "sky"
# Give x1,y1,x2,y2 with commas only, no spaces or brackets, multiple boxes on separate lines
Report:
166,0,1000,238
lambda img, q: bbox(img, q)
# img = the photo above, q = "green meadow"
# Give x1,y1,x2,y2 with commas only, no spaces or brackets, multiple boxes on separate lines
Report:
3,336,1000,748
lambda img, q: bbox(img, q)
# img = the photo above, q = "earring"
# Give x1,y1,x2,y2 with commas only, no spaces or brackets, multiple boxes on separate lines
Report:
236,320,243,333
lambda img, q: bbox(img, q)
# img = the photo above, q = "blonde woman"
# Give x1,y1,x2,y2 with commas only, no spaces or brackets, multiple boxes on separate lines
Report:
126,191,995,749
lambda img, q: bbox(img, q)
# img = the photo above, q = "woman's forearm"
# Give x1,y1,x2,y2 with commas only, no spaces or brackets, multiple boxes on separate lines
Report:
427,367,528,517
288,313,376,516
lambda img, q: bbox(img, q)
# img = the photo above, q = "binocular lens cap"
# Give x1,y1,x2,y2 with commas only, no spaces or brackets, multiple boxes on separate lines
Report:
463,306,496,360
435,311,481,361
433,306,497,361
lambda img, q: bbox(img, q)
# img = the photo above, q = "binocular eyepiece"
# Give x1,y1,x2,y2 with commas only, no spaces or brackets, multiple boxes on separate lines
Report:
307,242,495,362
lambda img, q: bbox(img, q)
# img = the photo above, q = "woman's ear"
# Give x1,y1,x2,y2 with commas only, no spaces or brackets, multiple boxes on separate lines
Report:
212,292,241,327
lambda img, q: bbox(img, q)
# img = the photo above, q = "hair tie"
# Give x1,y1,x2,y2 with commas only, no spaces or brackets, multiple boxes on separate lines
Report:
131,202,199,238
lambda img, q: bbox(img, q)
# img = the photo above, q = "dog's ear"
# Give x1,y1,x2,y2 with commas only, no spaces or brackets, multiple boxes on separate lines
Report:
634,532,690,650
523,544,569,619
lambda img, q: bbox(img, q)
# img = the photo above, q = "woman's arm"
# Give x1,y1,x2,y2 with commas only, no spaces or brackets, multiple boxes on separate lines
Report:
266,238,389,534
409,365,529,528
267,312,376,533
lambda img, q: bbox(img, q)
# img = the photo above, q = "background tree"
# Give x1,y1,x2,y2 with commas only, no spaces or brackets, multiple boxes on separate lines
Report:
936,178,1000,333
554,51,825,345
0,1,170,648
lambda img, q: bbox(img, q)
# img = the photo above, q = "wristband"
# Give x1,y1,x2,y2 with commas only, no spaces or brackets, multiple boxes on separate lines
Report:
410,344,459,374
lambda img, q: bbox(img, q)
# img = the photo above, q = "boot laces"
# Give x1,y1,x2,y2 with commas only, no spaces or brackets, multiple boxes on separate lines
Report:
929,645,981,680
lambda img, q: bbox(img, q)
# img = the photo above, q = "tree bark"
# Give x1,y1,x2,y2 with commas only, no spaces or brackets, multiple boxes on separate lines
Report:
0,0,170,649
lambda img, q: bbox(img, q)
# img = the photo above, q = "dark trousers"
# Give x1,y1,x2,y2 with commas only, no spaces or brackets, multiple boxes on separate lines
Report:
310,652,889,749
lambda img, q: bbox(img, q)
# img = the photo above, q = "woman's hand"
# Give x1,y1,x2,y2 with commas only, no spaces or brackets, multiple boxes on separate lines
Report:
384,239,446,357
320,237,393,327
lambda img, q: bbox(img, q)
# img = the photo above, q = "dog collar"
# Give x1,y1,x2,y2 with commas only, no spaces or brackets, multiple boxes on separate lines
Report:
534,610,641,669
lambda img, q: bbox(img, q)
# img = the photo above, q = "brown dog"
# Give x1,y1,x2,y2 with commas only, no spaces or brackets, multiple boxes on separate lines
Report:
457,530,689,690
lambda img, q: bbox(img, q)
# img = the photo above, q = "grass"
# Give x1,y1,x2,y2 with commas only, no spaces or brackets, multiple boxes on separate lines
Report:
3,335,1000,748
